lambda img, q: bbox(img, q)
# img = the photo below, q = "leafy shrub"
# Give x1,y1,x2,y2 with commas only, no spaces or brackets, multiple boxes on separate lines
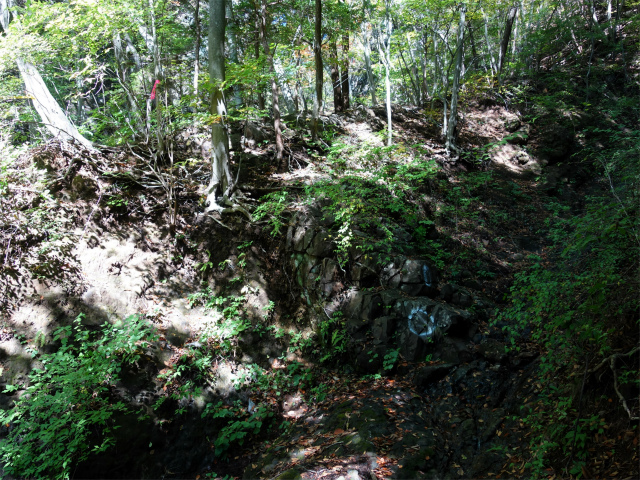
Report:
203,400,273,457
0,314,157,480
495,98,639,474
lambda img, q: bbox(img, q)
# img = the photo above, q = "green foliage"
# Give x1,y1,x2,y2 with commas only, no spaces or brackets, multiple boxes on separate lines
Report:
236,361,314,399
318,311,347,363
253,190,290,237
513,392,607,478
0,314,156,479
202,400,273,457
383,347,400,371
495,96,639,475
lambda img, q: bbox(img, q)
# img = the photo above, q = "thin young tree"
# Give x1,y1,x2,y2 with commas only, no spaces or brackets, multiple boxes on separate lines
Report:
377,0,393,146
311,0,323,141
259,0,284,168
445,3,466,155
205,0,233,210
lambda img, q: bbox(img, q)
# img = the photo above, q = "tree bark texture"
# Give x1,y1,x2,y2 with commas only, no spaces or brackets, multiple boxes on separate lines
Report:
259,0,284,168
312,0,323,141
341,34,350,109
17,59,95,150
445,5,466,155
1,0,93,150
329,39,343,112
498,5,518,84
193,0,201,98
206,0,232,209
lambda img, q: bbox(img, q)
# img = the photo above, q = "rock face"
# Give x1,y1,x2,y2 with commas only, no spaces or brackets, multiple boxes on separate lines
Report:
283,202,488,370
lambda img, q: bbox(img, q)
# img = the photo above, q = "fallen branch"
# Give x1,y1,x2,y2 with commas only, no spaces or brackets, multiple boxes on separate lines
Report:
591,346,640,421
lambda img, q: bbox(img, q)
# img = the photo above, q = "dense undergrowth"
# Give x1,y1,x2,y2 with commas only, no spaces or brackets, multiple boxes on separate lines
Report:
1,20,639,480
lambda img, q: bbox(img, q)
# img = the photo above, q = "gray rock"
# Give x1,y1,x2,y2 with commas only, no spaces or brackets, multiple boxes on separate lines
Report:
292,226,314,252
439,283,456,302
344,290,383,322
243,121,269,146
452,291,474,308
320,258,343,297
431,304,473,338
478,338,506,362
399,325,428,362
413,363,455,387
399,283,423,296
380,256,406,288
306,229,334,257
372,316,396,345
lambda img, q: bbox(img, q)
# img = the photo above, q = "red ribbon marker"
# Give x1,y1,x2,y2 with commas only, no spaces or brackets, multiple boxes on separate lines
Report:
149,79,160,100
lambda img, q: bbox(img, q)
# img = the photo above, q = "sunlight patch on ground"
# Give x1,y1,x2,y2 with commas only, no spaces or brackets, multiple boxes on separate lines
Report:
344,121,384,147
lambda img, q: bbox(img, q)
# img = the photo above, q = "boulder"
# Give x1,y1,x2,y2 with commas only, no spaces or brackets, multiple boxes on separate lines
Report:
306,229,334,257
320,258,343,297
343,290,383,324
380,256,405,288
413,363,455,387
243,121,269,147
372,316,397,345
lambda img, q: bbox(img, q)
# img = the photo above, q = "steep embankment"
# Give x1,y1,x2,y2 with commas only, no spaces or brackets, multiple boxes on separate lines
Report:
0,93,637,479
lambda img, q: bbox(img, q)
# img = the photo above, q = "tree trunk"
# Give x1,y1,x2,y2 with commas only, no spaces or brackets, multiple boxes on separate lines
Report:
295,47,307,114
226,0,242,108
1,0,94,150
362,23,377,106
421,31,429,104
193,0,201,99
377,0,393,146
399,45,420,105
311,0,322,141
341,34,350,109
498,5,518,85
481,7,497,76
445,4,466,155
467,21,478,62
113,33,141,129
254,4,265,112
329,39,343,112
259,0,284,168
17,60,95,150
205,0,232,210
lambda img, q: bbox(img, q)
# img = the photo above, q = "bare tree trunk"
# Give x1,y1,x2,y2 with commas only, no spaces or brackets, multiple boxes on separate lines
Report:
329,39,343,112
1,0,93,150
362,22,377,106
421,31,429,103
341,34,350,109
467,21,478,62
17,60,95,150
205,0,233,210
193,0,201,99
481,7,497,76
254,3,265,112
498,5,518,85
295,47,307,114
399,43,420,104
312,0,323,141
445,4,466,155
113,33,141,129
226,0,242,107
377,0,393,146
259,0,284,168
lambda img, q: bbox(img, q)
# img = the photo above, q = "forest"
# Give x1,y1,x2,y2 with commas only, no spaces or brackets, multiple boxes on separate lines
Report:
0,0,638,478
